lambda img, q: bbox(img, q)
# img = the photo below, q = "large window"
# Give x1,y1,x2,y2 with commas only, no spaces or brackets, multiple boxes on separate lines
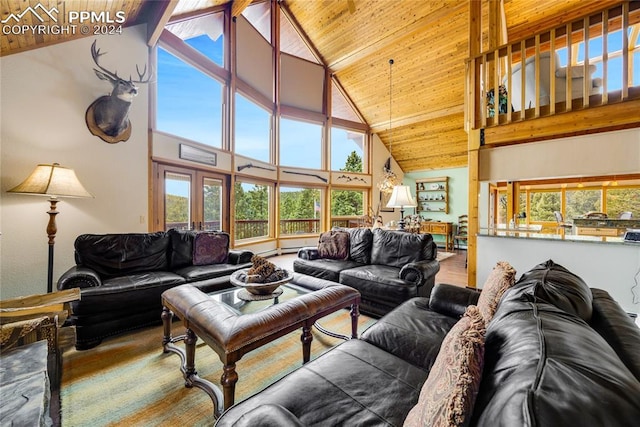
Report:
279,187,321,235
280,118,322,169
165,12,225,67
235,93,271,162
528,191,561,222
157,47,223,147
331,128,365,172
234,180,271,240
330,189,365,228
606,187,640,218
566,188,602,219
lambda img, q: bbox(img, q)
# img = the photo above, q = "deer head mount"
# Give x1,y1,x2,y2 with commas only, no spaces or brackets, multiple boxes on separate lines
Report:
85,40,151,143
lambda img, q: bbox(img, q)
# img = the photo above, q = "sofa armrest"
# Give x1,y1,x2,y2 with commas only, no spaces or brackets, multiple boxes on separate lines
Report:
428,283,480,318
57,266,102,290
217,404,304,427
399,259,440,286
297,246,320,261
228,250,253,265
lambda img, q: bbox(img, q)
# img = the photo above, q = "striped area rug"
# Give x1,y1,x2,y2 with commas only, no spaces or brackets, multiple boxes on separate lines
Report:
61,310,376,426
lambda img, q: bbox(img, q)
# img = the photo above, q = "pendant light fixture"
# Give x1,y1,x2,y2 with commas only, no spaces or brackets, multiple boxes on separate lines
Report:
377,58,400,194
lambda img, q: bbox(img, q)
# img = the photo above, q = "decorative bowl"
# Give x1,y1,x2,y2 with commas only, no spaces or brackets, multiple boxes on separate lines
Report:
230,269,293,295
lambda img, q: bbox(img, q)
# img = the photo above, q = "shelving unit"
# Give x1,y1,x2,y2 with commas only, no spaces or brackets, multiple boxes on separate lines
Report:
416,177,448,214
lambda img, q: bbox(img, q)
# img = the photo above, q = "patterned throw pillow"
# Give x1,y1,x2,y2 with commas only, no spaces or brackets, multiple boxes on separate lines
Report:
404,306,486,427
192,232,229,266
476,261,517,324
317,231,350,260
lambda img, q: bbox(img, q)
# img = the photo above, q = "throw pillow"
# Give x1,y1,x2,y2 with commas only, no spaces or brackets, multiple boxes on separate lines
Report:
317,231,350,260
192,232,229,266
476,261,517,324
404,305,486,427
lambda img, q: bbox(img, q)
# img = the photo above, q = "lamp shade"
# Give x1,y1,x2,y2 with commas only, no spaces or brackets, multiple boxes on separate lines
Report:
386,185,417,208
8,163,93,198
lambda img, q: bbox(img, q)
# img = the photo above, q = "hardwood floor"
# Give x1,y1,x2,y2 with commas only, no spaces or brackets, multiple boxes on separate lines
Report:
269,248,469,287
436,249,468,287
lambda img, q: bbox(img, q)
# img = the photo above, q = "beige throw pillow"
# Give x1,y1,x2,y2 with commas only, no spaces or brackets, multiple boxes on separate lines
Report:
476,261,517,324
404,305,486,427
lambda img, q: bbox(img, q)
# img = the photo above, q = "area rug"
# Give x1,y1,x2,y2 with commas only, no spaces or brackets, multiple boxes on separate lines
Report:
60,310,375,427
437,251,456,262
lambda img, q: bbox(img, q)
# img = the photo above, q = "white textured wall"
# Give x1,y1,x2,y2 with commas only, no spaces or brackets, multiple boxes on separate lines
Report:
477,235,640,315
0,25,149,298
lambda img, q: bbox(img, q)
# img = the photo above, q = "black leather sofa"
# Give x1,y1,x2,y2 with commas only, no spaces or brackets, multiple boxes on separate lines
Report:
294,227,440,317
58,229,253,350
215,260,640,426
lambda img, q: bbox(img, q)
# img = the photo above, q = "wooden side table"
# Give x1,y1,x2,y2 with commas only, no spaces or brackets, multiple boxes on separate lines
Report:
420,221,453,251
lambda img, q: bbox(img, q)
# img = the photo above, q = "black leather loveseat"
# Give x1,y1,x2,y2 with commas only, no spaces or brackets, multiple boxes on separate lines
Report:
215,260,640,426
58,229,253,350
294,227,439,317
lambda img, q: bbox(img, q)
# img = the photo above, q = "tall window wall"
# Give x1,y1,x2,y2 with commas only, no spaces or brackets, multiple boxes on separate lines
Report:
153,2,369,244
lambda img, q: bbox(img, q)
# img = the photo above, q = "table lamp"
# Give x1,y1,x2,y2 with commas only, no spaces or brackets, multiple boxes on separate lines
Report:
8,163,93,293
386,185,417,230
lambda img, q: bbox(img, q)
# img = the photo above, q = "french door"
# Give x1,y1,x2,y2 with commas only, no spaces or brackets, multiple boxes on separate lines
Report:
154,163,229,232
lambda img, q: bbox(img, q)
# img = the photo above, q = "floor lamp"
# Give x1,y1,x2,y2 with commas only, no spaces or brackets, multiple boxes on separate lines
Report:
8,163,93,293
386,185,417,230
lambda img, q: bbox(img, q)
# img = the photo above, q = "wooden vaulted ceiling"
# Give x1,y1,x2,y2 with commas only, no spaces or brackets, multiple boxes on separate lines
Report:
0,0,625,172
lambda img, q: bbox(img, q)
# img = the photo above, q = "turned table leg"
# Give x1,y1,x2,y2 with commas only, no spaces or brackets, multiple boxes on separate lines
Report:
301,324,313,363
350,303,360,339
221,363,238,409
184,328,198,386
161,306,173,350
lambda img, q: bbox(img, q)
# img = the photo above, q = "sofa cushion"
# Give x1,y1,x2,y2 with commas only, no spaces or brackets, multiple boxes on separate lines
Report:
361,297,459,371
340,265,420,306
332,227,373,264
370,229,434,267
168,228,196,269
293,258,362,283
472,293,640,426
174,263,246,283
404,305,485,427
75,232,170,278
317,230,350,260
215,339,429,426
509,259,593,322
476,261,516,324
193,232,229,265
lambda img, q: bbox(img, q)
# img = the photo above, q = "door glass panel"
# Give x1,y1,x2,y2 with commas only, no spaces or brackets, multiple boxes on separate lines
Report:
203,177,223,230
165,172,191,230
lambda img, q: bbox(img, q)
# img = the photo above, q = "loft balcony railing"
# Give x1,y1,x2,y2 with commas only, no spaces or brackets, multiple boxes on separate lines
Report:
470,2,640,129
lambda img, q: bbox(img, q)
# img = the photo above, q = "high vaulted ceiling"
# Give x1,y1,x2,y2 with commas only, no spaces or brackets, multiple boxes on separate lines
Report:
0,0,625,172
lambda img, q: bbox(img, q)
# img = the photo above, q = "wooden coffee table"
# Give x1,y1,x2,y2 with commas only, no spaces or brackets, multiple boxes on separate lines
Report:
161,281,360,417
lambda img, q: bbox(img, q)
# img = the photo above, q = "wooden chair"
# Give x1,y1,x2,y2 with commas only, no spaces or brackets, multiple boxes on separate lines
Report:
454,215,468,250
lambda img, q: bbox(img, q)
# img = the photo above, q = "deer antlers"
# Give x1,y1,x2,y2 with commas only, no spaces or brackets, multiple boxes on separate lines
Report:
90,40,151,83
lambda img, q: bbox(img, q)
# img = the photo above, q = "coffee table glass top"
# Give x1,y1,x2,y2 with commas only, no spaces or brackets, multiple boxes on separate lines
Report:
209,283,311,315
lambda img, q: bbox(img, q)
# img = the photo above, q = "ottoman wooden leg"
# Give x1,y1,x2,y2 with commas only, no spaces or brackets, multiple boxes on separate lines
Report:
301,324,313,363
221,363,238,409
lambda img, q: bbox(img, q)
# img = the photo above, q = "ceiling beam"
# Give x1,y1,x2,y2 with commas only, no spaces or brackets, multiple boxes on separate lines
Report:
231,0,254,18
147,0,180,47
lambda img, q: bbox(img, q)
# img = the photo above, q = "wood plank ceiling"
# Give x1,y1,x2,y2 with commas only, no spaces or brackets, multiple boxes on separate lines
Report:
0,0,625,172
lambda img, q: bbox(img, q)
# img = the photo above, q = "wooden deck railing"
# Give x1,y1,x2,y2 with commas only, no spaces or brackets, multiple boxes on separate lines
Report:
167,218,364,240
470,2,640,129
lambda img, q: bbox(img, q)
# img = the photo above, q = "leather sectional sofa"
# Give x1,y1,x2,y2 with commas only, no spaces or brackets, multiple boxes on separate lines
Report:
215,260,640,426
294,227,440,317
58,229,253,350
